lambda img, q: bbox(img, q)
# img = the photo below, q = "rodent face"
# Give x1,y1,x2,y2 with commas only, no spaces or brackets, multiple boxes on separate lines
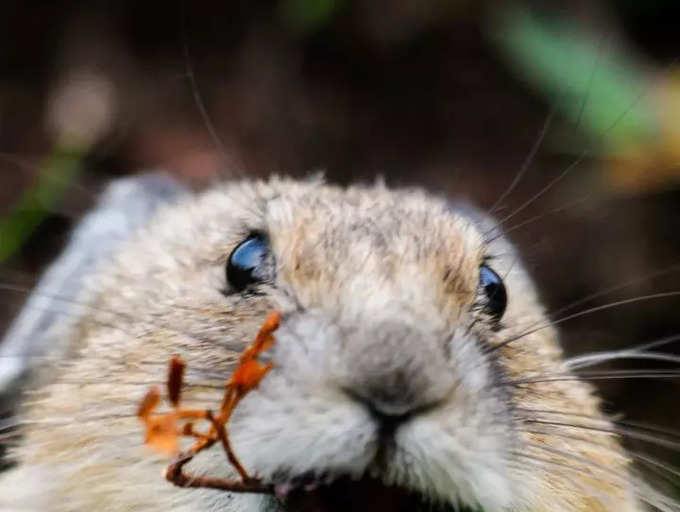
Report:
6,177,638,512
229,180,514,511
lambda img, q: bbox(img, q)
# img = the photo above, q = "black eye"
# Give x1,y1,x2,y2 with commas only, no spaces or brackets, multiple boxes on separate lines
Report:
226,235,270,292
479,264,507,321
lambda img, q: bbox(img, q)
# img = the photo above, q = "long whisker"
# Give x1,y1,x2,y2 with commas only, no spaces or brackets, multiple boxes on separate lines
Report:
529,446,680,512
486,31,609,219
487,106,557,216
501,369,680,386
546,263,680,321
486,291,680,354
511,451,629,508
523,419,680,452
486,193,591,244
0,151,99,204
492,156,582,232
573,33,611,128
516,407,680,441
566,336,680,369
632,451,680,490
177,0,236,179
0,282,230,356
487,58,672,235
520,415,680,511
517,442,680,511
522,425,680,486
523,441,629,482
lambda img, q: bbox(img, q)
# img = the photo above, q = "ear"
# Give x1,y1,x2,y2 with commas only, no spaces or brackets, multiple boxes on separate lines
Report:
0,172,190,394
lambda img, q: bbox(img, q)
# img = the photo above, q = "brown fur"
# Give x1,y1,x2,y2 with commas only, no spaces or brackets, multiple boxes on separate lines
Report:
0,177,648,511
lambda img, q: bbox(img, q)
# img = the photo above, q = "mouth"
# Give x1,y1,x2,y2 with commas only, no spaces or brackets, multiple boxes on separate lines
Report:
275,475,466,512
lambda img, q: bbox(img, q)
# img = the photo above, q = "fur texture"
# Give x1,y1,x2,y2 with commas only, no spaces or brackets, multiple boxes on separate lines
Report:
0,176,644,511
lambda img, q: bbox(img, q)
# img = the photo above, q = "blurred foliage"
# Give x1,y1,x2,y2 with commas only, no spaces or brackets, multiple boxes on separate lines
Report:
490,7,658,147
279,0,341,35
1,1,679,261
0,146,83,263
490,5,680,194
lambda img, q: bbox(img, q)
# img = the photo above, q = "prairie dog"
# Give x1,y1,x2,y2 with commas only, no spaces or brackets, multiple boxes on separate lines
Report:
0,173,664,511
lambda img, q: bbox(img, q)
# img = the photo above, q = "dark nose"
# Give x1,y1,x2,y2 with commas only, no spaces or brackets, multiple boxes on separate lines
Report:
338,321,454,423
347,389,414,436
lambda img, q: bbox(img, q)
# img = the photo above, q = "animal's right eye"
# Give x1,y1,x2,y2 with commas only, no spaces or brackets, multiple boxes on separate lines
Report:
479,264,507,321
226,234,269,292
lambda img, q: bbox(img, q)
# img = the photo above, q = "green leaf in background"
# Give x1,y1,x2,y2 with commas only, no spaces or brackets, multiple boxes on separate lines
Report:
488,7,660,149
279,0,340,35
0,146,83,263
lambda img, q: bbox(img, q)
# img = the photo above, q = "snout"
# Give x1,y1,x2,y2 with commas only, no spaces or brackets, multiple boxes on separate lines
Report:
229,311,511,512
332,320,457,420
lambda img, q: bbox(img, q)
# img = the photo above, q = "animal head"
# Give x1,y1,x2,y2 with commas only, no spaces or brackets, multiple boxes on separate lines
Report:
1,175,641,512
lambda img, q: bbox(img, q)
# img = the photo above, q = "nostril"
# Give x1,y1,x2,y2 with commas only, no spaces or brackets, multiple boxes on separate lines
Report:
344,389,412,436
369,407,411,437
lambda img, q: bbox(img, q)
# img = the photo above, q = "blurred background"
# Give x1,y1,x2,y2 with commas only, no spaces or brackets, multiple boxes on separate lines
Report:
1,0,680,491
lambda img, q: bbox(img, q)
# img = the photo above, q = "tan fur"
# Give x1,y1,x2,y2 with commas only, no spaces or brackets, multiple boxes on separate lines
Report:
0,177,649,511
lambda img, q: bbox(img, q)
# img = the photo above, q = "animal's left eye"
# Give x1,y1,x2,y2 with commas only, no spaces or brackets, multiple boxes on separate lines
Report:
479,264,507,321
226,234,270,292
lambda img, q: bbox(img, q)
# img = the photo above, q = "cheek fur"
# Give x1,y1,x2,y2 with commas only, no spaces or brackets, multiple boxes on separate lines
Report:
229,373,378,481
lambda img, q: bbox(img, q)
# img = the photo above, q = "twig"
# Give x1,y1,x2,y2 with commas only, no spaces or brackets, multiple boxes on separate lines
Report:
139,311,281,496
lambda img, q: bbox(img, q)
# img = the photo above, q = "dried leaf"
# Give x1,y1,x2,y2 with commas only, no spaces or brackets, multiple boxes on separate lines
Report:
144,412,180,455
137,387,160,419
251,312,281,354
167,356,186,407
137,311,281,493
227,311,280,398
229,359,273,395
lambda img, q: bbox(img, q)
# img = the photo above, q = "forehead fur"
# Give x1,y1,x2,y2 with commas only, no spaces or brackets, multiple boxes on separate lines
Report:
264,180,484,323
123,176,487,318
